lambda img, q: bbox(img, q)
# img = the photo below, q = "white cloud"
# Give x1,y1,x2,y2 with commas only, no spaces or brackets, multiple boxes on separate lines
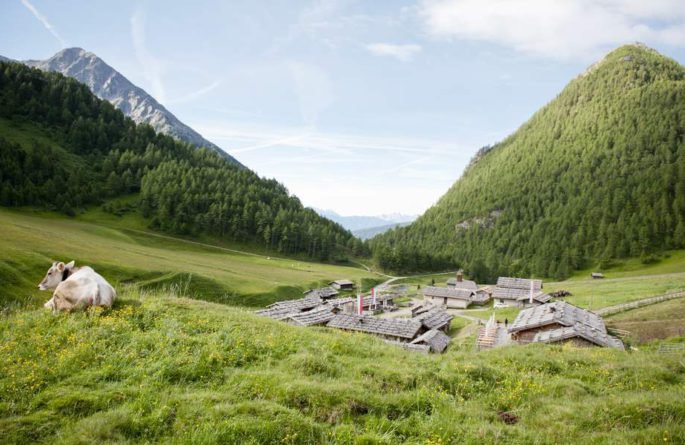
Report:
130,9,166,103
20,0,66,47
366,43,423,61
419,0,685,61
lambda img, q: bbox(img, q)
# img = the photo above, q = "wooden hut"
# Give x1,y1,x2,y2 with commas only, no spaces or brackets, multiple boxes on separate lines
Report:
330,279,355,291
410,329,451,353
493,277,549,308
327,314,422,342
303,287,338,299
423,286,474,309
412,307,453,332
508,301,624,349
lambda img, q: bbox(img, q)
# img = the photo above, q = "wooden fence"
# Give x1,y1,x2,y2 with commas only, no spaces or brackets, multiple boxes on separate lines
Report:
595,291,685,316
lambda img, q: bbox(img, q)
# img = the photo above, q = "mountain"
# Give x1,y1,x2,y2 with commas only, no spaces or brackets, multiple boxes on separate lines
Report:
353,222,411,240
370,44,685,279
316,208,417,232
0,60,364,260
0,55,12,62
23,47,242,166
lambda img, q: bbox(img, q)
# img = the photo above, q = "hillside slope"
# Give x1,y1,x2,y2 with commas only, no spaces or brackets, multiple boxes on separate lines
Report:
1,287,684,444
24,47,241,166
0,62,363,261
371,44,685,279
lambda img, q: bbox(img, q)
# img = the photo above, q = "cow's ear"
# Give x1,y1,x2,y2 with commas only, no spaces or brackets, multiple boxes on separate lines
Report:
57,262,65,271
65,261,75,269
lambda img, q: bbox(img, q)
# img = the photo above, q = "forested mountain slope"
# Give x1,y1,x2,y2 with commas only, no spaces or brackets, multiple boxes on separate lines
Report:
24,47,242,166
0,62,363,260
370,44,685,279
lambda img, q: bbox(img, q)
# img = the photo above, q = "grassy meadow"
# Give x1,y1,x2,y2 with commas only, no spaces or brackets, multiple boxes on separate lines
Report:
606,298,685,344
1,286,684,445
1,209,685,444
0,208,379,309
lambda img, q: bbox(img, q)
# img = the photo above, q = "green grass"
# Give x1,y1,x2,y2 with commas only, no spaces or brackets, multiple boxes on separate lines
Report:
546,273,685,310
606,298,685,344
1,287,684,444
0,208,377,309
569,251,685,279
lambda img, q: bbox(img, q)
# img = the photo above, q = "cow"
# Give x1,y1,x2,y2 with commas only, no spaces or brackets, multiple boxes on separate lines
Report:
38,261,117,312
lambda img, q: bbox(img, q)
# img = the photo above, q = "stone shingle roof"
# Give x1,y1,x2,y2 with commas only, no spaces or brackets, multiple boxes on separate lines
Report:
303,287,338,299
492,287,550,303
327,314,422,339
412,308,454,330
496,277,543,290
509,301,624,349
284,305,336,326
446,278,478,290
326,297,356,307
331,279,355,286
533,324,624,349
423,286,474,300
256,296,322,320
509,301,603,333
411,329,451,353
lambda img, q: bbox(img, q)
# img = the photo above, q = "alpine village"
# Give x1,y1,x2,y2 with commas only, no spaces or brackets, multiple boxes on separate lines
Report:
1,3,685,444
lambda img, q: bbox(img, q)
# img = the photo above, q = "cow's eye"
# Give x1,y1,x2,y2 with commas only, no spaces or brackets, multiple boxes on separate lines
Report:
48,272,52,275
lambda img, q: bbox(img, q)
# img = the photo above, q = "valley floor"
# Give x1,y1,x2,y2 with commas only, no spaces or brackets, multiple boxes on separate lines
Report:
1,209,685,444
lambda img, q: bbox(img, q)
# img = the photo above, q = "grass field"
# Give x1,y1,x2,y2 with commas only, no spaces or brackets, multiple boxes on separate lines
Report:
606,298,685,344
1,286,684,444
0,208,379,309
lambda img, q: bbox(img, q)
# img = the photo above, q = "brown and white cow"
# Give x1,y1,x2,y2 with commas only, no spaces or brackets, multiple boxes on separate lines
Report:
38,261,117,312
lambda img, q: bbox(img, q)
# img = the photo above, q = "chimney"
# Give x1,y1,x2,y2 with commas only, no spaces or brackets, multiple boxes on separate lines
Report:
529,279,534,305
456,270,464,283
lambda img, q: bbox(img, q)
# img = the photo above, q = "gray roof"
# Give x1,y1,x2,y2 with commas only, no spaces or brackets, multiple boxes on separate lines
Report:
509,301,604,333
533,324,624,349
411,329,451,353
423,286,474,300
496,277,543,290
326,297,356,307
327,314,422,339
509,301,623,349
471,290,492,304
284,305,336,326
413,308,454,330
492,287,527,300
330,279,355,286
446,278,478,290
256,296,322,320
303,287,338,299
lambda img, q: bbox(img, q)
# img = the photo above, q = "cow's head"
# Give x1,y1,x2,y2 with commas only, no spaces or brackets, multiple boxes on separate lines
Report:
38,261,75,290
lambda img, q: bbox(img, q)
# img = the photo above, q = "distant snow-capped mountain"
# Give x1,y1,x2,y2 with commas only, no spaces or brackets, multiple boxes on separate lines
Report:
22,47,242,166
315,208,418,233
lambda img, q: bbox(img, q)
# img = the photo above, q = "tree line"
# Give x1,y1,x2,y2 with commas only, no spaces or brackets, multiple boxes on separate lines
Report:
0,62,365,260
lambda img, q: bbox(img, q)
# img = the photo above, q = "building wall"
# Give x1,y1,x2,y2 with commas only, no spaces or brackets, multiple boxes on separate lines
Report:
427,295,469,309
512,323,564,342
445,299,469,309
497,298,523,308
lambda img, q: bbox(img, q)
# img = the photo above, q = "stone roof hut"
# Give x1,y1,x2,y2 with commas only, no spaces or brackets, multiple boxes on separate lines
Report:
508,301,624,349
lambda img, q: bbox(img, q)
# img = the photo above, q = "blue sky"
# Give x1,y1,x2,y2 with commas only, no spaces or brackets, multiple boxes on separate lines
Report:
3,0,685,216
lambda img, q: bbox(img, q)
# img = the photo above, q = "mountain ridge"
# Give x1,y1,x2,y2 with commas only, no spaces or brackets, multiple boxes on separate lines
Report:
23,47,242,166
370,43,685,279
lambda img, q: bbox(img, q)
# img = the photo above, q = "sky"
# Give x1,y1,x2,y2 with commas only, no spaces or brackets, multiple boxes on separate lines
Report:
2,0,685,216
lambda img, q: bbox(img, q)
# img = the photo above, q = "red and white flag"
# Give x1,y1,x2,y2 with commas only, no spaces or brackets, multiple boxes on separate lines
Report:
357,292,364,315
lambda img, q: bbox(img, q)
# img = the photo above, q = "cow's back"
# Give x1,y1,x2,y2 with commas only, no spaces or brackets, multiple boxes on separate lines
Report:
53,266,116,309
